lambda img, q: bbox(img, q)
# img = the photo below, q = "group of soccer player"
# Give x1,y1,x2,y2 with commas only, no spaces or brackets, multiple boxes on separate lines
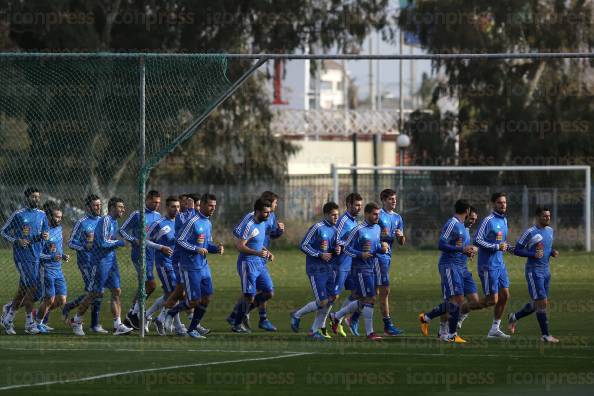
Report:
0,186,559,343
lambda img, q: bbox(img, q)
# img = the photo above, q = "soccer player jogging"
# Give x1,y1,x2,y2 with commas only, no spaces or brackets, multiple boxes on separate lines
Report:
162,194,223,339
290,202,341,340
148,196,179,335
227,191,284,332
230,198,275,333
418,199,478,343
508,207,560,343
62,194,107,333
376,189,405,336
474,192,512,339
1,187,49,335
69,197,133,336
330,202,388,341
119,190,163,330
36,204,70,333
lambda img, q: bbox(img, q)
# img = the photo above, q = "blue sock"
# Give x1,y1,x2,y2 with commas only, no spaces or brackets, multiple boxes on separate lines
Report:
351,310,361,322
383,316,392,326
447,302,461,335
536,311,549,336
513,302,535,321
234,300,250,326
426,302,447,320
167,301,189,317
91,298,102,328
43,311,50,324
188,304,208,332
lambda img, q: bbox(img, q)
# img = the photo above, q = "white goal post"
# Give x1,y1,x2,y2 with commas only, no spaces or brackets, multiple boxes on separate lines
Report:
331,165,591,252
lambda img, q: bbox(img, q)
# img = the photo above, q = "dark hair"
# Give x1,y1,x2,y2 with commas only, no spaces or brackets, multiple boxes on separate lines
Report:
380,189,397,201
454,199,471,214
178,193,189,200
364,202,380,213
43,200,60,217
254,198,272,212
108,197,124,210
260,191,279,202
345,192,363,206
323,201,339,215
200,193,217,203
85,194,100,207
491,192,507,203
469,206,478,215
535,206,551,216
146,190,160,199
24,187,40,198
188,194,201,202
165,196,180,206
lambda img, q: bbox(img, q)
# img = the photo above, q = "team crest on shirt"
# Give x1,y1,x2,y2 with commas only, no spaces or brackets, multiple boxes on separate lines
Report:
320,240,329,252
250,228,260,238
49,243,57,253
496,231,503,241
197,233,205,244
22,224,30,236
381,227,389,237
456,237,463,247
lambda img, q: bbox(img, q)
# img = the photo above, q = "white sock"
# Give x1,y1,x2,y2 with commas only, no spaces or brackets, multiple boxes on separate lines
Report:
114,316,121,328
335,300,359,320
157,308,167,322
362,305,374,336
74,313,82,323
5,307,16,322
460,313,469,323
294,301,318,319
491,319,501,330
146,296,165,317
439,321,447,335
132,302,140,315
174,313,183,328
424,314,431,322
312,305,331,332
25,312,33,326
322,303,333,325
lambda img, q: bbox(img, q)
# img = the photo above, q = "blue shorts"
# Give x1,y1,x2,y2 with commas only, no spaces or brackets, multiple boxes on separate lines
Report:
332,269,351,296
353,266,377,298
308,271,335,304
181,267,213,303
41,268,67,298
478,266,510,296
526,268,550,301
15,260,39,288
172,250,184,285
237,258,274,296
77,260,93,292
375,255,391,286
156,263,177,294
132,256,155,282
440,265,477,298
89,258,121,292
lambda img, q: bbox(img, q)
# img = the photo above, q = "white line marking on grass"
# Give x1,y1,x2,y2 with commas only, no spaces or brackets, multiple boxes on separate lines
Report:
0,352,312,392
0,347,272,353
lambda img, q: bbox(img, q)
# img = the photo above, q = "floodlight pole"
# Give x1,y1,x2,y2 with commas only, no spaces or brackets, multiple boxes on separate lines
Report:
139,56,147,338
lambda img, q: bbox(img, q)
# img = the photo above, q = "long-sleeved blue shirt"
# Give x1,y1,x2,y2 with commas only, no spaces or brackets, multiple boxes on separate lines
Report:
514,225,554,270
344,221,383,269
119,208,162,264
377,208,404,259
234,211,283,249
474,211,508,270
148,217,176,268
300,220,338,274
438,216,470,267
177,212,219,271
234,213,268,262
1,207,49,263
92,215,125,264
334,211,358,271
40,225,64,271
68,214,100,268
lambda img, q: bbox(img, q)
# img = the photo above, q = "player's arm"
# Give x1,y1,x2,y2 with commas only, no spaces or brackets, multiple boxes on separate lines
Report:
176,219,200,253
98,219,125,249
68,219,85,251
206,230,222,254
269,215,284,239
439,220,463,253
474,219,500,251
300,224,323,258
396,217,405,245
513,229,537,258
147,220,172,254
234,237,268,258
1,211,18,244
344,227,365,258
119,211,138,245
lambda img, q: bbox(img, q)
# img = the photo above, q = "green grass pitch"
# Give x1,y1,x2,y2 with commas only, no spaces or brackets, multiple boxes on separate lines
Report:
0,247,593,395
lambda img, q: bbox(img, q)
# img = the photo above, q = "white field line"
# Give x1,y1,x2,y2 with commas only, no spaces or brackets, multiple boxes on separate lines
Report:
0,352,312,392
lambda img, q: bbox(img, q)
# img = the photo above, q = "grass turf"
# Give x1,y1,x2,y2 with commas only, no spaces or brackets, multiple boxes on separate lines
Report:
0,247,593,395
